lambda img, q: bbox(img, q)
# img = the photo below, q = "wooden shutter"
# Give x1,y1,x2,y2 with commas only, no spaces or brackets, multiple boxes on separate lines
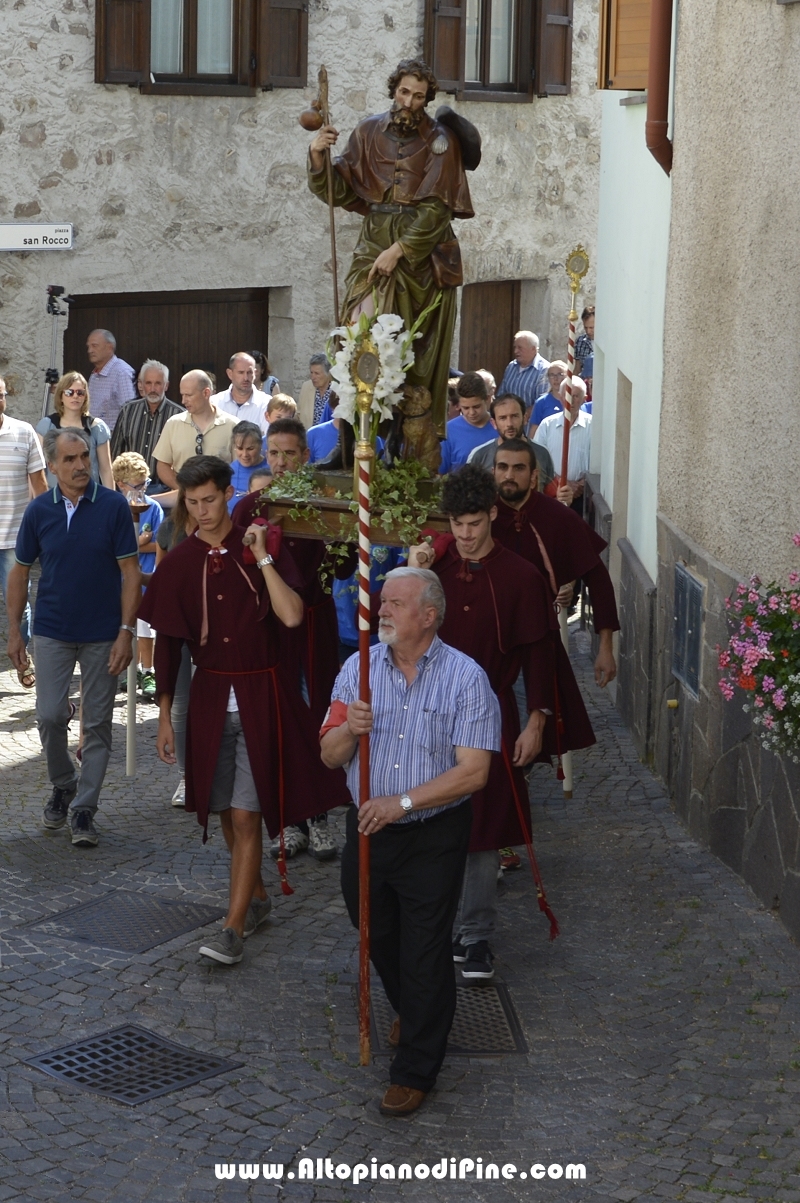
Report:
424,0,466,94
257,0,307,88
533,0,573,96
600,0,651,90
95,0,148,83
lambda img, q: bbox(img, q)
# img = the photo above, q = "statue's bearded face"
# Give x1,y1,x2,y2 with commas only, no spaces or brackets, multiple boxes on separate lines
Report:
389,75,429,132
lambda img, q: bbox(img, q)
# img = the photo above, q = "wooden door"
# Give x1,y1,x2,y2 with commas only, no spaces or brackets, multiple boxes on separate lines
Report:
458,280,521,387
63,288,270,401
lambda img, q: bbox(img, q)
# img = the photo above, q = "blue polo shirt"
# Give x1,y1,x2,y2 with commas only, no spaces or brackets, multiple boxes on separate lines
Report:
15,482,139,642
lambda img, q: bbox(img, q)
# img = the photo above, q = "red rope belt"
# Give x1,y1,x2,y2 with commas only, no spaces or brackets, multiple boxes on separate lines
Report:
500,738,560,941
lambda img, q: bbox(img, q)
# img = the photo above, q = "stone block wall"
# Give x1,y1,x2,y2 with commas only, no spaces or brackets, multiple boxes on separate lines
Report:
616,537,656,763
654,513,800,941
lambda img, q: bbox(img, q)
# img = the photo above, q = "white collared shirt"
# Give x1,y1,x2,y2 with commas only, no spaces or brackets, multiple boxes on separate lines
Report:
211,388,269,434
533,409,592,481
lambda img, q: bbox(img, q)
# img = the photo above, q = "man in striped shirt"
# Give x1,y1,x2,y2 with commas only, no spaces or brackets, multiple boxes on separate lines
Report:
110,360,183,494
497,330,550,415
86,329,137,432
321,567,500,1117
0,378,47,679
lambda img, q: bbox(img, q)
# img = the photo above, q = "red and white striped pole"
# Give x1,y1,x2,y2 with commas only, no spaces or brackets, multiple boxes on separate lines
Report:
558,247,589,800
356,404,373,1067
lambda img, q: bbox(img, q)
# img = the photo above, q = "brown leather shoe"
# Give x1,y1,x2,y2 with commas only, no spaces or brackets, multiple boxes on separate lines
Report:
379,1085,427,1117
388,1018,400,1048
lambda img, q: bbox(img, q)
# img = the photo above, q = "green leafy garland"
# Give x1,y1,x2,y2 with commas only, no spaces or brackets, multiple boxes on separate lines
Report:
249,460,442,588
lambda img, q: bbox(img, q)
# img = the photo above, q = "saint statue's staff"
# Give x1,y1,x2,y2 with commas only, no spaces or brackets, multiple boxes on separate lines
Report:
300,66,340,325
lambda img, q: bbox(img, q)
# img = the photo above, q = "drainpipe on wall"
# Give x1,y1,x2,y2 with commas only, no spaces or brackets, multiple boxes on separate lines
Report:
645,0,674,175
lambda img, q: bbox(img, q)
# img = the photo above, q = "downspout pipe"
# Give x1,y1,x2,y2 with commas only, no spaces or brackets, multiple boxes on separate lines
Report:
645,0,674,175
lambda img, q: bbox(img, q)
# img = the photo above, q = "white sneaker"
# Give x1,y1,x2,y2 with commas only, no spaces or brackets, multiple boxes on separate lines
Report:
269,825,309,859
171,776,186,808
308,817,337,861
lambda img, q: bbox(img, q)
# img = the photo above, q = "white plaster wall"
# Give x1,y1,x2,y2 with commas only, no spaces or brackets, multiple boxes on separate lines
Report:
0,0,601,423
659,0,800,583
593,91,671,581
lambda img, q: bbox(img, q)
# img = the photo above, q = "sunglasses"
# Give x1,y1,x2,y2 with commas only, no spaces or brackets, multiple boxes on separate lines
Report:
195,433,204,454
65,388,87,397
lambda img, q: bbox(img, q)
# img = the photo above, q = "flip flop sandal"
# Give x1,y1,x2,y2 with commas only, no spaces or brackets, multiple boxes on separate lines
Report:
17,662,35,689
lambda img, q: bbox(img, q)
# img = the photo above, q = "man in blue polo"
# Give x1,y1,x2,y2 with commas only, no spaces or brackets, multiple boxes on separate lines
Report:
6,427,140,847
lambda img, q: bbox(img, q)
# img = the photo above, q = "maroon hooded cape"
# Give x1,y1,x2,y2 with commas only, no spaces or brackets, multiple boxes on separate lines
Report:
138,526,349,843
430,539,594,854
492,490,620,632
233,490,355,727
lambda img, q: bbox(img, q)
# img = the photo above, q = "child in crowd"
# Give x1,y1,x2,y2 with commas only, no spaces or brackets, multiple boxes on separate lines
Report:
111,452,163,699
248,468,272,493
229,421,268,512
266,393,297,423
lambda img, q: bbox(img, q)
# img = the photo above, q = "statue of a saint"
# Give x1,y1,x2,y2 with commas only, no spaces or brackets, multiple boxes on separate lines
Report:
308,59,479,462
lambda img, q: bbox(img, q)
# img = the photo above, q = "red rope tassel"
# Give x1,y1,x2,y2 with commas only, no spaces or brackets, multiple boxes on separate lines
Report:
270,670,294,896
501,740,559,941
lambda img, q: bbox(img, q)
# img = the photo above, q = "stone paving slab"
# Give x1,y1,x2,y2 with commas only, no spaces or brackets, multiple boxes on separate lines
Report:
1,621,800,1200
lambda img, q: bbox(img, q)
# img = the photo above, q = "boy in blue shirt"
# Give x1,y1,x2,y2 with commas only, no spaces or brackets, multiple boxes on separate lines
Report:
112,452,163,698
229,421,268,511
438,372,495,474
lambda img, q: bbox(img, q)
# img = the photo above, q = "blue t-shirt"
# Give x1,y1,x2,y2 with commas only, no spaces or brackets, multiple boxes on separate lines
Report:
135,497,164,575
334,546,403,647
307,421,384,464
15,482,139,642
228,458,268,513
438,415,496,474
529,393,563,431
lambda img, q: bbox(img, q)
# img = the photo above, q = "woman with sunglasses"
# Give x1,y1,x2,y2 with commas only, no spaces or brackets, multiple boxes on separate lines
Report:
36,373,114,490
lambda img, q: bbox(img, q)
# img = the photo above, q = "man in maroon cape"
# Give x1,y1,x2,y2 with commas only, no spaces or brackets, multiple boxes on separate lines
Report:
139,455,349,967
232,417,355,862
491,439,619,688
409,464,594,979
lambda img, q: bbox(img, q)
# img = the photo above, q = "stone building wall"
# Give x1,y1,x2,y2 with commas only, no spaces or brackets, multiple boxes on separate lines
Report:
0,0,601,421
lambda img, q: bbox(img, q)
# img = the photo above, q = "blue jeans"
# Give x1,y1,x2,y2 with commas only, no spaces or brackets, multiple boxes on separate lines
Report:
0,546,30,647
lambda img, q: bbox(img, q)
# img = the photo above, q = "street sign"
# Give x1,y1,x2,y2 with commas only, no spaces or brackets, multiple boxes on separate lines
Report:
0,224,73,251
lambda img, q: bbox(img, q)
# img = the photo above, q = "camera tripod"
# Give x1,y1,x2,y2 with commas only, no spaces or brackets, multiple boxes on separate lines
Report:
41,285,73,418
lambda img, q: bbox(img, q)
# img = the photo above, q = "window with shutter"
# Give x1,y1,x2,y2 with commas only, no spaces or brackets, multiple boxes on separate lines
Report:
96,0,148,84
95,0,307,92
533,0,572,96
257,0,308,89
424,0,570,101
598,0,651,90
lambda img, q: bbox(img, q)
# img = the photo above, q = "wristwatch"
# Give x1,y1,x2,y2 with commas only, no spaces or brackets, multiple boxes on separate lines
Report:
399,793,414,813
119,624,136,635
256,554,274,569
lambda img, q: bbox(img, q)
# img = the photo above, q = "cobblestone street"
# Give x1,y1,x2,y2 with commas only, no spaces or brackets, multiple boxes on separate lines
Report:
2,624,800,1202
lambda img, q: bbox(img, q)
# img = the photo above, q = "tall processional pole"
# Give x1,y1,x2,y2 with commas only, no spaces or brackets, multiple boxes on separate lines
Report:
558,246,590,799
352,342,381,1066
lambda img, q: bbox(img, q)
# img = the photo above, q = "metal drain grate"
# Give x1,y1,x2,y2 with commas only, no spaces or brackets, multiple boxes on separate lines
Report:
370,981,528,1055
26,890,223,953
26,1024,242,1105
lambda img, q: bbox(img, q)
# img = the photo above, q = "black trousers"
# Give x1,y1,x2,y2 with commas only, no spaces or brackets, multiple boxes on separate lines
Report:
341,800,472,1093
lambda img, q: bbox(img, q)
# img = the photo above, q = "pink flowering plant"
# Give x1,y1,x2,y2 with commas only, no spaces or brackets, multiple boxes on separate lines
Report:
717,534,800,761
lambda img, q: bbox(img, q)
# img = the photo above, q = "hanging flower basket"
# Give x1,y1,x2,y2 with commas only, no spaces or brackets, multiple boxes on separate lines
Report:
717,534,800,761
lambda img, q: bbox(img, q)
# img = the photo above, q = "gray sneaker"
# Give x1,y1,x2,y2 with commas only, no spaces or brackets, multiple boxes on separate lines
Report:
243,896,272,939
198,927,243,965
43,785,77,830
308,816,337,861
70,810,98,848
269,825,309,860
